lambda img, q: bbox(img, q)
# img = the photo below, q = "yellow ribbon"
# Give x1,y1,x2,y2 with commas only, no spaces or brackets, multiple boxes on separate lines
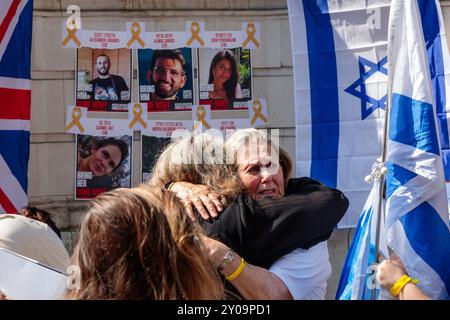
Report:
186,21,205,47
65,107,84,133
62,28,81,47
129,104,147,129
127,22,145,48
242,22,260,48
194,106,211,130
250,100,268,125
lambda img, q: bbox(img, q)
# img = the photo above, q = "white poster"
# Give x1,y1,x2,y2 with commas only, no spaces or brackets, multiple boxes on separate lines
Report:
0,248,68,300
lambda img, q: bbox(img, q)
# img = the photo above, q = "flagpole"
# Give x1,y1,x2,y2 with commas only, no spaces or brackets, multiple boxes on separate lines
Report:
372,97,389,300
372,36,394,300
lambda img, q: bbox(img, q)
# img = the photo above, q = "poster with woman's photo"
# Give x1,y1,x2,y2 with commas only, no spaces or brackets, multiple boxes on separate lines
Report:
137,48,194,112
198,48,252,110
75,134,132,199
141,135,171,182
76,48,132,112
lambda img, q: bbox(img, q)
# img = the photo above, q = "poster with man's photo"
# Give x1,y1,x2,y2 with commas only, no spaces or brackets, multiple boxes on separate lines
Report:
198,48,252,110
75,134,132,199
137,48,194,112
76,48,132,112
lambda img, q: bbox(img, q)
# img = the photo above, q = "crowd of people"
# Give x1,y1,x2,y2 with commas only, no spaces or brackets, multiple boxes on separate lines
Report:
0,129,431,300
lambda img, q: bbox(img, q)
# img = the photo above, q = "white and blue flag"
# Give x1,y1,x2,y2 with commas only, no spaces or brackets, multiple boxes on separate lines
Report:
287,0,450,227
386,0,450,300
336,177,388,300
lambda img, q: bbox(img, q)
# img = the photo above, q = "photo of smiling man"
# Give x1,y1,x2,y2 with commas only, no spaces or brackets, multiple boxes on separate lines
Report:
76,48,131,112
138,48,194,111
89,54,128,101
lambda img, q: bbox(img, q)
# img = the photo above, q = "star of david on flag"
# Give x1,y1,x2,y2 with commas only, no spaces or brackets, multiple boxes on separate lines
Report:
345,56,388,120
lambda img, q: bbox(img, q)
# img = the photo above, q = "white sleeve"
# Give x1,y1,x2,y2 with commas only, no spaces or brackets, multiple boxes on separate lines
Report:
269,241,332,300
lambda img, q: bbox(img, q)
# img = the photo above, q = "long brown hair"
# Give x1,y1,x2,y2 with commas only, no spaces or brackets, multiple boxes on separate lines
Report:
66,185,223,300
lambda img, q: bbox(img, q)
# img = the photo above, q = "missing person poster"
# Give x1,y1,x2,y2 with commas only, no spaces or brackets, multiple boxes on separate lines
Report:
76,48,132,112
198,48,252,110
141,120,192,182
75,134,132,199
137,48,194,112
141,135,172,183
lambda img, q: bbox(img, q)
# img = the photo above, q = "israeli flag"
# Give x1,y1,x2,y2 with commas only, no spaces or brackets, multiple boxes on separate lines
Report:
287,0,450,227
386,0,450,300
336,177,388,300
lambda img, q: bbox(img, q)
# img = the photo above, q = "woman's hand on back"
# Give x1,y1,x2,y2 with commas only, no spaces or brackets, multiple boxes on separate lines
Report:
170,182,224,221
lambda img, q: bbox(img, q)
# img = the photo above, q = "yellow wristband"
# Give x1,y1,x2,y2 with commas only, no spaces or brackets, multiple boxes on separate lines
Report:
390,275,419,297
226,258,246,281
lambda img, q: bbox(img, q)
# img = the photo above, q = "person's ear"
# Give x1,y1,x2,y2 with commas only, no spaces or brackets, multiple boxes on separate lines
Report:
180,74,187,88
146,70,152,83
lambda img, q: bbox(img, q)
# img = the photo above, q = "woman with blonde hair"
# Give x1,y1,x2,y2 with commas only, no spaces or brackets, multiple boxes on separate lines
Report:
149,130,348,299
66,184,224,300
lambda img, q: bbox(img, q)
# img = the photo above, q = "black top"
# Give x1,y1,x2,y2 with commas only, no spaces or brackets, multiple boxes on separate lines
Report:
89,75,129,101
199,177,349,269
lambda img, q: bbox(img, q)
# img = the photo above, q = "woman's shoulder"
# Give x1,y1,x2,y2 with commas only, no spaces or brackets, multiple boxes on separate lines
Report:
285,177,321,191
285,177,349,209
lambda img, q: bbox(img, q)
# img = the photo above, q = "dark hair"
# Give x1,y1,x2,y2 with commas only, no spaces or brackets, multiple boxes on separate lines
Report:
208,49,239,99
95,137,129,170
149,50,186,74
20,206,62,239
96,54,110,64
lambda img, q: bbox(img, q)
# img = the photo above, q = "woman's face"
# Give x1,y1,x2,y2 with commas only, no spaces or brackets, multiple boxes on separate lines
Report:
88,144,122,176
237,145,285,200
213,58,232,84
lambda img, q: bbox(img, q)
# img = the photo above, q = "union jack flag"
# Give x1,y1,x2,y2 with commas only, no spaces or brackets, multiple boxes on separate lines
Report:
0,0,32,213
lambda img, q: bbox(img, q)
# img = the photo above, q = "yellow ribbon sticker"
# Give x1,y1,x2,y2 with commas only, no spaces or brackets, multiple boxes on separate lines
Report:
242,22,260,48
194,105,211,130
129,104,147,129
65,107,85,133
186,21,205,47
250,100,268,125
62,28,81,47
127,22,145,48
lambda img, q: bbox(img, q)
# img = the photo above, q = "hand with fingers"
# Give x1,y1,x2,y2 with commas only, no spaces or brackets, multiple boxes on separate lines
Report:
169,181,225,221
376,259,406,289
